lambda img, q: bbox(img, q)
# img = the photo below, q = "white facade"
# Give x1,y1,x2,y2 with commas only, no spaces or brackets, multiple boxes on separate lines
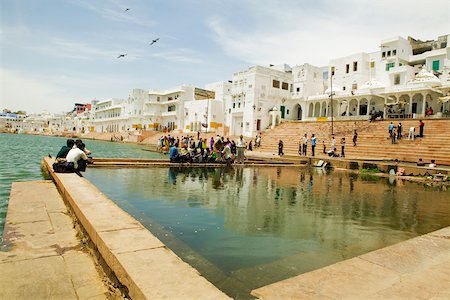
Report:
18,34,450,138
227,64,294,137
303,34,450,121
0,113,26,132
92,98,125,133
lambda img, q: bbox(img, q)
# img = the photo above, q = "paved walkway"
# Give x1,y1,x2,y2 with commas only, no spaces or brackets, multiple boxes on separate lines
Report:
0,181,109,299
252,226,450,299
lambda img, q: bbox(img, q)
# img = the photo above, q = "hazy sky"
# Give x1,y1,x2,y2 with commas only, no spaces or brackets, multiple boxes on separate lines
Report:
1,0,449,114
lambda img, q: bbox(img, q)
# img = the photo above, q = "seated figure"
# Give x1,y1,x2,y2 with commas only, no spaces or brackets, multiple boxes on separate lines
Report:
56,139,75,159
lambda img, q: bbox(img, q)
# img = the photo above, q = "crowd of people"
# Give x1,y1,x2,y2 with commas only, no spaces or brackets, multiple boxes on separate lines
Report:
157,133,262,165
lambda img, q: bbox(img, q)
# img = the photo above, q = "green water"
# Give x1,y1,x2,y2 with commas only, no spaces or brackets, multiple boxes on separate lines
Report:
0,133,163,240
84,167,450,299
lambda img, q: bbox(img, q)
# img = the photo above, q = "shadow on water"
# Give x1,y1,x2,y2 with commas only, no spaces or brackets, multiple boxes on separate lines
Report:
84,165,450,299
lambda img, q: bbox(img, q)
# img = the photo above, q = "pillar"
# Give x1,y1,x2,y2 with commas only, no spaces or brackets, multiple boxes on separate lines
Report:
421,92,427,116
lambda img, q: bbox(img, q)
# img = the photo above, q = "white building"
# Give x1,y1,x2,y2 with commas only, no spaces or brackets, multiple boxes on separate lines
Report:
70,33,450,138
227,64,294,137
0,113,26,132
303,34,450,121
184,81,232,133
92,98,125,133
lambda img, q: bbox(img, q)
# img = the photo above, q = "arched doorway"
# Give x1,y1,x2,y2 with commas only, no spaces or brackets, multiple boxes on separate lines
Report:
412,93,424,114
294,104,303,120
349,99,358,116
359,98,368,115
314,102,321,117
308,103,314,118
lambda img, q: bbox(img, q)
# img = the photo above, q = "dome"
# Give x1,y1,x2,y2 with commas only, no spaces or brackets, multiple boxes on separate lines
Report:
408,67,441,86
360,79,385,89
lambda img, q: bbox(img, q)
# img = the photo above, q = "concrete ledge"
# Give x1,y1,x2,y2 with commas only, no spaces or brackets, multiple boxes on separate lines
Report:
42,157,230,299
1,181,108,299
252,226,450,299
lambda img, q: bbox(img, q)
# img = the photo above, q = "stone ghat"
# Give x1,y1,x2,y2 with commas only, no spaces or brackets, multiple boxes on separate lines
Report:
41,157,231,300
252,226,450,299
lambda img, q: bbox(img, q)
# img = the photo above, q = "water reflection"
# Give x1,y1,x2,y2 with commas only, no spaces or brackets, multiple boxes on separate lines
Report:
84,166,450,299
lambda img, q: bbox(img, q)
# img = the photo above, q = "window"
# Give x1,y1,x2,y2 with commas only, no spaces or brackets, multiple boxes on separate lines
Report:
286,109,290,115
229,109,231,113
394,75,400,85
387,51,391,56
343,86,346,91
432,60,440,71
353,61,358,71
352,83,357,90
370,61,375,68
393,49,397,55
233,103,235,108
273,80,280,88
248,84,253,88
296,87,300,92
386,62,395,71
346,64,350,73
281,82,289,90
382,52,386,58
331,66,335,76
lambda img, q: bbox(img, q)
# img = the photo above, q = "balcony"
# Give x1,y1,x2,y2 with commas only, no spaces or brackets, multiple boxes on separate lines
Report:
387,65,408,74
161,111,177,117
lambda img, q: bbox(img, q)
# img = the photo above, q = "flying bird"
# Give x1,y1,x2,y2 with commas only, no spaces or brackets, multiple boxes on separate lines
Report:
125,8,130,11
117,54,127,58
150,38,160,45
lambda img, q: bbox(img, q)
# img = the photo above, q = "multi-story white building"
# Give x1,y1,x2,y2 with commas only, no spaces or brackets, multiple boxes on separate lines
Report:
303,34,450,121
184,81,232,133
226,64,294,137
92,98,125,133
0,113,26,132
68,33,450,138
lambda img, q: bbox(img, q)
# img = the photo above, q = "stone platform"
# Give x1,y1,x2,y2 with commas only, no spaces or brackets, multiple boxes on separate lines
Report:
252,226,450,299
0,181,109,299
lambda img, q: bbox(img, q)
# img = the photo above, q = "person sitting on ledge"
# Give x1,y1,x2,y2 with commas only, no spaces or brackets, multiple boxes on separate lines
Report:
66,142,90,172
416,158,425,166
429,159,437,168
56,139,75,159
169,144,179,163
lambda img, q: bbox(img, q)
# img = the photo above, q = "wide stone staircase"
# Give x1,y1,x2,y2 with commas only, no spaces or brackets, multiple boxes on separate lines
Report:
256,119,450,166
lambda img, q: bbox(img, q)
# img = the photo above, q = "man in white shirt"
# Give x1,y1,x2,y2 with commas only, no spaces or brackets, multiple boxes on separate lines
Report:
302,133,308,155
236,135,246,163
66,144,89,170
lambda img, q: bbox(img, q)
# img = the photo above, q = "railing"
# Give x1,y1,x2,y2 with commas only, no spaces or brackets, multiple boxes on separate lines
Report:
386,113,413,119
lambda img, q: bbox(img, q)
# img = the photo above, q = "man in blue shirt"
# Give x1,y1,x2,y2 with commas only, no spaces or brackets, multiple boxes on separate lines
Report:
169,144,179,162
311,134,317,156
388,122,395,138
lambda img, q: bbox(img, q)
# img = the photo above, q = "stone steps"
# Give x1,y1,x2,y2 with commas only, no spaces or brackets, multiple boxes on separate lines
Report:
258,119,450,165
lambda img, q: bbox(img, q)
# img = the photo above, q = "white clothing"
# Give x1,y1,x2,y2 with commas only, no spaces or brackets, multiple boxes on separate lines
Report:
66,148,88,169
236,138,246,148
408,127,415,140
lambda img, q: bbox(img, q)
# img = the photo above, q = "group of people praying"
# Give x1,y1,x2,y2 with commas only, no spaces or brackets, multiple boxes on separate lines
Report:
159,133,257,165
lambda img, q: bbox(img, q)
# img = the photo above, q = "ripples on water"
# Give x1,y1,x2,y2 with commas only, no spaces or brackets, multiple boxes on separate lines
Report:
0,133,163,241
85,166,450,299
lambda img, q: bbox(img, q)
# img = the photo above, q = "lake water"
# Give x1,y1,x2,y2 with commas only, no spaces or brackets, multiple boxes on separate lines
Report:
0,133,163,240
1,133,449,299
84,166,450,299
